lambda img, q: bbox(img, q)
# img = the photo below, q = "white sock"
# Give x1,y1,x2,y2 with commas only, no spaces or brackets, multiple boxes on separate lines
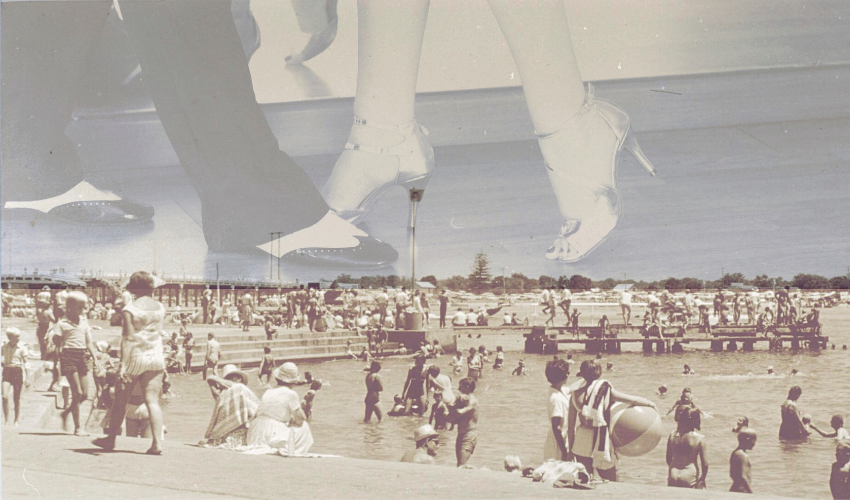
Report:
4,181,121,213
256,211,368,257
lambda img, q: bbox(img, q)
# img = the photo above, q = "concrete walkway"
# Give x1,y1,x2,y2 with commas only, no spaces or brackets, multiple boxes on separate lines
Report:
1,430,790,500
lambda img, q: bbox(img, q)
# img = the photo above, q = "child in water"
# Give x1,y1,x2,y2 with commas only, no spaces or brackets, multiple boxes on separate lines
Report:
667,388,695,418
730,428,757,493
301,379,323,420
683,364,696,375
512,360,528,376
811,414,850,442
429,391,450,430
388,395,407,416
493,346,505,370
450,351,464,376
732,416,750,433
657,384,668,396
258,347,274,384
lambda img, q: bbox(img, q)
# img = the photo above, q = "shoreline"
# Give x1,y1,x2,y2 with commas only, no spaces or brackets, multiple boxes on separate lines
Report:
2,429,790,500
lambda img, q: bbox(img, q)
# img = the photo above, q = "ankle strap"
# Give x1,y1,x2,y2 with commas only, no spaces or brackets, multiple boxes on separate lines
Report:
535,83,595,139
353,116,415,132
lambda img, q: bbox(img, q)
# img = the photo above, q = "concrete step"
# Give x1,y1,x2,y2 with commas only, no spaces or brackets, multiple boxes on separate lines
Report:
205,329,360,343
213,336,366,352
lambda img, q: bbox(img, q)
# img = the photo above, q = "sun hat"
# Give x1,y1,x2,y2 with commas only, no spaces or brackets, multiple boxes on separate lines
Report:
96,341,110,353
221,364,248,385
5,327,21,339
413,424,439,445
274,362,301,385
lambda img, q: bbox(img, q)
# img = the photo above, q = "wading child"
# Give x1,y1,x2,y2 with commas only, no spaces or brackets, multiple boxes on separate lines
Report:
429,391,449,430
364,361,384,423
447,377,479,467
258,347,274,384
388,395,406,416
730,428,757,493
450,351,464,376
512,360,528,376
493,346,505,370
811,414,850,442
301,380,322,420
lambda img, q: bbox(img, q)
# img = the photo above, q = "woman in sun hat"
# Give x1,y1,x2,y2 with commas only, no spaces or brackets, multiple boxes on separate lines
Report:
201,364,259,448
246,362,314,454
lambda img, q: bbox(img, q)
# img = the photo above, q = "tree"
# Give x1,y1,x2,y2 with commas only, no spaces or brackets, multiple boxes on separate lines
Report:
568,275,591,291
791,274,829,289
664,277,682,290
721,273,747,287
468,251,492,293
829,276,850,289
440,275,469,291
538,275,556,288
420,275,438,287
330,280,339,289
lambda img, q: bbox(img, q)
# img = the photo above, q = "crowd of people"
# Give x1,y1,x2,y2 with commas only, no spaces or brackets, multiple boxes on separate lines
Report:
2,275,848,499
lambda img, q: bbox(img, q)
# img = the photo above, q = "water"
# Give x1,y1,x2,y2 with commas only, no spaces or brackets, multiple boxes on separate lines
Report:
161,308,850,499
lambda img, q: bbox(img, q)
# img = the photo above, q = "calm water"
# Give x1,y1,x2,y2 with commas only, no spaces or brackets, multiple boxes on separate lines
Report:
161,308,850,499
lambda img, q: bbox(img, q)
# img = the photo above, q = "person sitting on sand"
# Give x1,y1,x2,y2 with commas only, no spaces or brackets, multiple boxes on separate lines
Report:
730,428,757,493
830,442,850,500
200,365,258,447
779,386,809,440
245,363,313,454
810,414,850,444
733,416,750,433
401,424,439,465
666,406,708,489
512,360,528,376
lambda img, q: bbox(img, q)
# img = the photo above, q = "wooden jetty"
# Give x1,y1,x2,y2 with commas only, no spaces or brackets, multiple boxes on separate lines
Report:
522,322,828,355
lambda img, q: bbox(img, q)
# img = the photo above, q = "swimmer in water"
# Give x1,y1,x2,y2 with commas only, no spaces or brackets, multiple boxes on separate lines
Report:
512,360,528,376
683,364,695,375
730,428,757,493
667,388,695,418
606,361,614,371
790,368,798,376
767,366,774,375
732,416,750,433
657,384,668,396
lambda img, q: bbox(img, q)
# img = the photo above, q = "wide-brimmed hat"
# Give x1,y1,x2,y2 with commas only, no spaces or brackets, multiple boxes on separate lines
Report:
413,424,439,445
5,327,21,339
221,364,248,385
274,362,301,385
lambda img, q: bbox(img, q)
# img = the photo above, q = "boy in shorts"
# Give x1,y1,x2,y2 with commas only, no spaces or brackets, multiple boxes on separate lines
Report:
258,347,274,384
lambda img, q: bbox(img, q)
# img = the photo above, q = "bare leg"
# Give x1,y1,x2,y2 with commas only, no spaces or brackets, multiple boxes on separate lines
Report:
486,0,585,134
2,381,10,424
141,370,164,454
62,371,85,434
322,0,431,215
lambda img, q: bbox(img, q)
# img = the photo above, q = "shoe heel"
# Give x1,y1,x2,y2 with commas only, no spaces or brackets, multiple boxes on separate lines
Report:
623,129,656,177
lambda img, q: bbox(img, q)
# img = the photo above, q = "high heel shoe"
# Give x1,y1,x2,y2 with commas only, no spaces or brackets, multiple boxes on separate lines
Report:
537,83,656,263
322,116,434,228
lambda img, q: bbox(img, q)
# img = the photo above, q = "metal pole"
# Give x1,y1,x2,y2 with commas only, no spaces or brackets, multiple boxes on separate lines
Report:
216,262,221,305
275,231,283,283
409,188,422,290
269,232,274,280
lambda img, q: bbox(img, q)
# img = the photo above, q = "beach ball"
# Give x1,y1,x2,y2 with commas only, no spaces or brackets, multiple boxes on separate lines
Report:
609,403,663,457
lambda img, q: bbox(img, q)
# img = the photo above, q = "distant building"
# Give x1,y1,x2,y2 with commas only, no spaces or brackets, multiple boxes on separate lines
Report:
613,284,635,291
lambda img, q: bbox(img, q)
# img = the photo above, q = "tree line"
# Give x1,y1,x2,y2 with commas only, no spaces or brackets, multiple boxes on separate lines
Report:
329,251,849,293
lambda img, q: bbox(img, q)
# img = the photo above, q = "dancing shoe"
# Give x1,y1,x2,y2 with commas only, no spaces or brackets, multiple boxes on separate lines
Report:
256,211,398,268
537,83,656,263
3,181,154,224
322,117,434,228
285,0,339,65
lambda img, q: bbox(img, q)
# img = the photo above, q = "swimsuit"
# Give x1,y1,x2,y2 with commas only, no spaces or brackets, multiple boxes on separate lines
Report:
456,430,478,455
668,463,698,488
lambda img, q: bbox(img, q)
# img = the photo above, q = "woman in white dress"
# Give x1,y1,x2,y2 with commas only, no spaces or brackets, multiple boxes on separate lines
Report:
246,362,314,454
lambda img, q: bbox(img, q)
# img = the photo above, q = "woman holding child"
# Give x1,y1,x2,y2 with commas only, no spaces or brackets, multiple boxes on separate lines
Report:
567,359,656,481
93,271,166,455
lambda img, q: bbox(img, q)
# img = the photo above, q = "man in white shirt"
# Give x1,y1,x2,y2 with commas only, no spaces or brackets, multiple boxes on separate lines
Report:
375,288,389,326
394,287,409,327
503,312,513,325
465,308,478,326
619,290,633,325
451,308,467,327
540,288,551,314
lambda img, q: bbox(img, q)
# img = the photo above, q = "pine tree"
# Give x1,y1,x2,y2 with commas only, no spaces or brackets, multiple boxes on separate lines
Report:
468,251,492,293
